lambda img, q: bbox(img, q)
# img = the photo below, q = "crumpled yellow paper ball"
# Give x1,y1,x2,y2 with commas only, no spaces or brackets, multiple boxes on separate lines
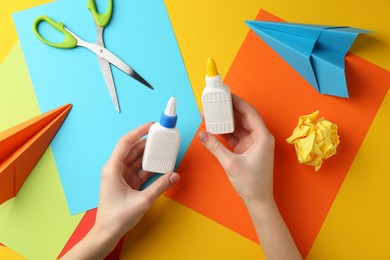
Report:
286,111,340,171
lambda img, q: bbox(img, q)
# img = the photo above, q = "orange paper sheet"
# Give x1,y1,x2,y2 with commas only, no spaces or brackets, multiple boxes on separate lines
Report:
166,10,390,257
0,104,72,204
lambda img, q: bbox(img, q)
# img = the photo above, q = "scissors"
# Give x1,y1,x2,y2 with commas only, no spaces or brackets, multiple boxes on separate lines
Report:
32,0,153,113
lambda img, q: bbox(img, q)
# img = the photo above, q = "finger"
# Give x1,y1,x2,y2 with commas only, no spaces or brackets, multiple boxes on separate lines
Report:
125,168,154,190
233,109,251,133
231,94,269,134
142,172,180,203
137,169,154,184
230,97,256,134
220,133,239,148
232,119,251,139
123,153,144,181
123,153,150,188
110,122,153,162
124,138,147,166
198,131,233,167
130,154,144,171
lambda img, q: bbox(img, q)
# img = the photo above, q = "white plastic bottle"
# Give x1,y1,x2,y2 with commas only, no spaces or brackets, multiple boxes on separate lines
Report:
142,96,181,173
201,57,234,134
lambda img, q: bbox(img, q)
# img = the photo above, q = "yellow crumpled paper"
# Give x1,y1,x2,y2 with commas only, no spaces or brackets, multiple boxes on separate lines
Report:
286,110,340,171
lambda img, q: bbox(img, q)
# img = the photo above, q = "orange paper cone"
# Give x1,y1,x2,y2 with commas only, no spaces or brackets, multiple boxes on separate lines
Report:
0,104,72,204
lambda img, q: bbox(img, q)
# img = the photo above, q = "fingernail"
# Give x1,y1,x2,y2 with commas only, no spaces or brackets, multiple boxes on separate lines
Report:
198,131,209,143
169,173,180,184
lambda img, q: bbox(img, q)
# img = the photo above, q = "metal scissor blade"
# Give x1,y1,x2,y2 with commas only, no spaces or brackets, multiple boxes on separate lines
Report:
99,48,154,90
77,39,153,90
71,28,154,90
98,57,120,112
129,69,154,90
95,26,120,112
94,26,120,112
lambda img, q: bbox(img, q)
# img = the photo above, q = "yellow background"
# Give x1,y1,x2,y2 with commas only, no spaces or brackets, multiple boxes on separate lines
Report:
0,0,389,259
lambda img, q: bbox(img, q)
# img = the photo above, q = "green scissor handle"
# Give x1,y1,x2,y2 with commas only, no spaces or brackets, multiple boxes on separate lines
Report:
33,15,78,49
86,0,113,28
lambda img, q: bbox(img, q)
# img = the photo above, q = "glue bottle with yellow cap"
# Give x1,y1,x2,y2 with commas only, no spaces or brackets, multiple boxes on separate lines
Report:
201,57,234,134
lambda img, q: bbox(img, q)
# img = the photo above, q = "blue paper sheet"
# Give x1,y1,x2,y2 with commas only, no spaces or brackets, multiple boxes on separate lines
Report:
13,0,201,214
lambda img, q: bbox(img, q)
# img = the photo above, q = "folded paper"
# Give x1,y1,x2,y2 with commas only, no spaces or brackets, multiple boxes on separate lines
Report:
246,20,370,98
0,104,72,204
286,111,340,171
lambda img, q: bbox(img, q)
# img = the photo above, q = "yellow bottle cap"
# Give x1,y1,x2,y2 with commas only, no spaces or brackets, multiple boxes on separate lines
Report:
206,57,219,77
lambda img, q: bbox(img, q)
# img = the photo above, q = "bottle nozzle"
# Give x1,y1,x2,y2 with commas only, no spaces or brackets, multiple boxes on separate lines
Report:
164,96,177,116
207,57,219,77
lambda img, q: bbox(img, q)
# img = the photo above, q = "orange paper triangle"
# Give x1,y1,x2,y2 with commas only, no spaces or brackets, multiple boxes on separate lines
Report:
0,104,72,204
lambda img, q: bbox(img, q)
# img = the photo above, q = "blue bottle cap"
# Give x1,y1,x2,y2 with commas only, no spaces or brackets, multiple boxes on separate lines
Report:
160,96,178,128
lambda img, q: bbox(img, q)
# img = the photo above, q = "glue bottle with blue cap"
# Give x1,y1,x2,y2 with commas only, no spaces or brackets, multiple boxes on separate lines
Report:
142,96,181,173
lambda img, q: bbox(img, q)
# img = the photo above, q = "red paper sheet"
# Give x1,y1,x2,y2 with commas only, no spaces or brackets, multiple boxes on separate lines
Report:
58,209,124,259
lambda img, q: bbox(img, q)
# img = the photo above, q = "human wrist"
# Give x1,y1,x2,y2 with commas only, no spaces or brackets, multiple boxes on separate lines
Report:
244,195,276,216
61,222,121,260
88,223,122,256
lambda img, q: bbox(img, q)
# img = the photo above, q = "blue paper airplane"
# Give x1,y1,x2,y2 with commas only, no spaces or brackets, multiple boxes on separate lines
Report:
246,20,370,98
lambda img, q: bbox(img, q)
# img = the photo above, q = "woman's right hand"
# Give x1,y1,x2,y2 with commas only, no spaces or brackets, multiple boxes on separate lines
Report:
198,94,275,207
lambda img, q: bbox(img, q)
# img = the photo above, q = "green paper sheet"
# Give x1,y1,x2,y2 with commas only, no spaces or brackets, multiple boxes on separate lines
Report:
0,42,83,260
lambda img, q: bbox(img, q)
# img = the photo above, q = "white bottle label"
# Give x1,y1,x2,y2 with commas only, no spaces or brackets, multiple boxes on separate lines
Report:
202,89,234,134
142,124,181,173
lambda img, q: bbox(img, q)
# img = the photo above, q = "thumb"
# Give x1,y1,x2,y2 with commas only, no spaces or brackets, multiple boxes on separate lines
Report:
143,172,180,203
198,131,232,167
